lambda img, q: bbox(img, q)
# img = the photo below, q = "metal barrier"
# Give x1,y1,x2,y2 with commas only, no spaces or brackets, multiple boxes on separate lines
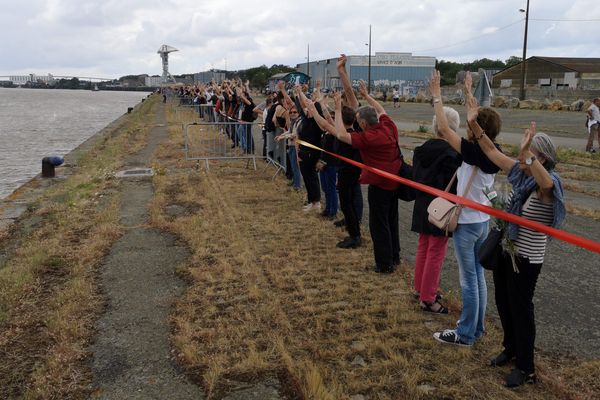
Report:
172,100,289,178
183,120,265,170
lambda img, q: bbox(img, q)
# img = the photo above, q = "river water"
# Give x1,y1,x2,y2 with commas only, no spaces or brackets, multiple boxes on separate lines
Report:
0,88,150,199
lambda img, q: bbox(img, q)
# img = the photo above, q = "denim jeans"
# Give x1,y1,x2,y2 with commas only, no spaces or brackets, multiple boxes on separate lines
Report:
320,166,338,216
287,146,302,189
453,221,489,344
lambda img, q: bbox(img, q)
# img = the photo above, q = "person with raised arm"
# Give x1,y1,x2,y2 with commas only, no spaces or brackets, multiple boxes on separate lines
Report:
429,70,502,348
466,91,566,388
337,54,359,110
308,80,401,272
410,105,462,314
290,84,323,212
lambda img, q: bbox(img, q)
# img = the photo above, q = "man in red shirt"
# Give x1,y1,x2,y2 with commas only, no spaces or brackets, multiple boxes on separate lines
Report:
307,80,401,273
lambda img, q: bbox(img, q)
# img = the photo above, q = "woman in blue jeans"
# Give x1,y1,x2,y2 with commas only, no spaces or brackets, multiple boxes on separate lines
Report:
429,71,502,347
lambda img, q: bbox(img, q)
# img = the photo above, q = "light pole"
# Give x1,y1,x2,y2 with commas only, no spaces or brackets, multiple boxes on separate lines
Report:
367,25,372,93
519,0,530,100
306,43,310,89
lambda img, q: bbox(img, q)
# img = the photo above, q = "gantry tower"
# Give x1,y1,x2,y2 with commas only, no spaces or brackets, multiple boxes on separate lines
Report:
157,44,178,84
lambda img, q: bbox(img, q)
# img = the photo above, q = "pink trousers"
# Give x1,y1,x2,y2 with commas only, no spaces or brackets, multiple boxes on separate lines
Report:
414,233,450,303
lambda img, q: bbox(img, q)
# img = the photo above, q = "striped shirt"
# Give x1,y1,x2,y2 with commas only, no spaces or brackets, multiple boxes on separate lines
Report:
508,190,554,264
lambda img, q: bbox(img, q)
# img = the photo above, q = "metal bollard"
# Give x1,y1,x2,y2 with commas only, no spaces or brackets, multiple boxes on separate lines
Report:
127,107,133,113
42,156,64,178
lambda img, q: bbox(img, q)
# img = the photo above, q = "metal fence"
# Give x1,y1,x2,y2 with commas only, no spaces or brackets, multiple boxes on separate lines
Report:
171,99,292,178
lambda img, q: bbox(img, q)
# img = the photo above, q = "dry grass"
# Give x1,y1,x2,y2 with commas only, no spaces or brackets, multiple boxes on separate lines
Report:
148,110,598,399
0,96,158,399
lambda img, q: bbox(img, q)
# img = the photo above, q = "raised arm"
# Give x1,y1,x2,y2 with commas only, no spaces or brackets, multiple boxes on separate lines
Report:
467,96,514,172
429,70,461,152
277,80,294,109
337,54,359,110
306,93,351,144
358,80,385,116
517,123,555,200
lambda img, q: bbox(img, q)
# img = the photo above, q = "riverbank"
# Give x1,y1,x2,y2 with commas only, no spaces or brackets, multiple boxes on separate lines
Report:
1,97,599,399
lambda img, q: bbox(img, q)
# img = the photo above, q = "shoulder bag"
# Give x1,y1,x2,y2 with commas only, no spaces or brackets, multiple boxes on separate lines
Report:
427,167,478,235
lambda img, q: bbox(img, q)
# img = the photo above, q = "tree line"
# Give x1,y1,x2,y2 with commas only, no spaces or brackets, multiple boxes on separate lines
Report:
437,56,521,85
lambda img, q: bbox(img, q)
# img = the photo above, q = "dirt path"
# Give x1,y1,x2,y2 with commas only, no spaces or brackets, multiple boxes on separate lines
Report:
90,105,203,399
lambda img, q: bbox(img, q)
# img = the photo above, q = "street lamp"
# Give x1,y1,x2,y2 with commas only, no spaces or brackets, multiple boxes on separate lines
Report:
519,0,530,100
366,24,372,93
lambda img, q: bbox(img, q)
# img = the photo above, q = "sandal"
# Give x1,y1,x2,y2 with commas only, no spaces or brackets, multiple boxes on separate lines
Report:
421,300,448,314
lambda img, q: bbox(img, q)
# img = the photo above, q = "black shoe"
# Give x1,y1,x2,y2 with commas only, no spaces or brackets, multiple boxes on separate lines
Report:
505,368,536,388
333,218,345,227
490,351,514,367
374,265,394,273
336,236,361,249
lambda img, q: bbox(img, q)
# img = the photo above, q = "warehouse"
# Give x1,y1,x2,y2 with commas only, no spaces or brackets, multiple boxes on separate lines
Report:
492,57,600,90
296,52,436,96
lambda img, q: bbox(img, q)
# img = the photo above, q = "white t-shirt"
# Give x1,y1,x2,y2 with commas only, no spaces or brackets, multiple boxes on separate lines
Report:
456,161,495,224
588,103,600,121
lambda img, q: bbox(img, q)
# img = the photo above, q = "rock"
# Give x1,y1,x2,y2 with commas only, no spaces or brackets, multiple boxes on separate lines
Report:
399,95,408,102
407,97,416,103
351,341,366,352
570,99,585,112
542,99,552,110
415,91,427,103
507,97,520,108
518,99,535,109
351,355,367,367
417,384,436,394
349,395,366,400
492,96,507,108
549,100,563,111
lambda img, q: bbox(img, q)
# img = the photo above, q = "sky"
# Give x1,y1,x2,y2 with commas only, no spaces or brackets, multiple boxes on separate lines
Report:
1,0,599,79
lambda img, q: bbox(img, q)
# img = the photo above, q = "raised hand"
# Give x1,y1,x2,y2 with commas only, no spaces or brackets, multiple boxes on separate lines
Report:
520,121,536,155
466,95,479,123
358,80,368,97
337,54,347,70
428,70,441,98
334,91,342,109
464,71,473,95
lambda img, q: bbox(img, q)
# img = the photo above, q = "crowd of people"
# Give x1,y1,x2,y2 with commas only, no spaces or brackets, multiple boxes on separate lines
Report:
169,56,567,388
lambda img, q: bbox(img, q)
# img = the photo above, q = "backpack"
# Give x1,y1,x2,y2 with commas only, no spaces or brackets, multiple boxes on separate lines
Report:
264,103,278,132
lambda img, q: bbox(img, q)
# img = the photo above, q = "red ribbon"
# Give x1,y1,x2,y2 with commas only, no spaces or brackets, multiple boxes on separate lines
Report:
297,140,600,254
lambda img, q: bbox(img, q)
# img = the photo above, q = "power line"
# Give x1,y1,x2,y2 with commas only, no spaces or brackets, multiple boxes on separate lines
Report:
529,18,600,22
414,19,524,53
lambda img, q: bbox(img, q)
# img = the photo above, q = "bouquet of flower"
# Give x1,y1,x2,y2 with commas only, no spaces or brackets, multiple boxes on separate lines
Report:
483,185,519,272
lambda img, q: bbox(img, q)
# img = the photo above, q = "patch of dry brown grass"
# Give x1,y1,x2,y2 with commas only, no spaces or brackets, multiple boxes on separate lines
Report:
0,96,158,399
149,111,596,399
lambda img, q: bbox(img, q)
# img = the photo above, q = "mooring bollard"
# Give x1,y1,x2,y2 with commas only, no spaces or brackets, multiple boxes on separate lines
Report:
127,107,134,113
42,156,64,178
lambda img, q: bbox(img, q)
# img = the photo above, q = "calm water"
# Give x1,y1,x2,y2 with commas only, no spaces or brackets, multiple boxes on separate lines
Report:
0,88,150,199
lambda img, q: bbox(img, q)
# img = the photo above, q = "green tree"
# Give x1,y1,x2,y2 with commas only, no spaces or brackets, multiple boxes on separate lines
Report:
436,60,464,85
505,56,522,67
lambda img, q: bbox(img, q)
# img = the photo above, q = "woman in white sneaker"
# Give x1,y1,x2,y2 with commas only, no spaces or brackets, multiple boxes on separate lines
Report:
429,71,502,347
471,93,566,386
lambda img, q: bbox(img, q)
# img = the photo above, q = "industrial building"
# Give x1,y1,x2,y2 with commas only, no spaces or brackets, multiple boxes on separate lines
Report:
194,70,226,84
296,52,436,95
492,57,600,90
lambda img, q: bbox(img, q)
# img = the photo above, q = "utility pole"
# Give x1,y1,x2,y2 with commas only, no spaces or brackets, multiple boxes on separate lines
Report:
368,25,372,94
307,43,310,89
519,0,530,100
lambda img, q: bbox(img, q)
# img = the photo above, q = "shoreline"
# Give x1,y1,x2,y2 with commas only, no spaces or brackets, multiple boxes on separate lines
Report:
0,95,150,231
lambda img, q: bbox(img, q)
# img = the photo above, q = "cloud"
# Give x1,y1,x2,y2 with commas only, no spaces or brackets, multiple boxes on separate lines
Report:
1,0,599,78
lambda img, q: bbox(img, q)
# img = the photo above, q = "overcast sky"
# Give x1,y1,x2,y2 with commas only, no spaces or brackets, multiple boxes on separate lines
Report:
1,0,599,78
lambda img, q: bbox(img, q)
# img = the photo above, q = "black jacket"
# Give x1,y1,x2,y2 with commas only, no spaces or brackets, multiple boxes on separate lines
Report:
411,139,462,236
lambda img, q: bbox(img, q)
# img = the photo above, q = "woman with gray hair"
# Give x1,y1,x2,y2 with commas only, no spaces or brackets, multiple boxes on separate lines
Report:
469,94,566,387
410,107,462,313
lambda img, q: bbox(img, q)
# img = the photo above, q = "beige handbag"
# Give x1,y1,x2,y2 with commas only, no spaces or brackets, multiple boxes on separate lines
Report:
427,167,478,235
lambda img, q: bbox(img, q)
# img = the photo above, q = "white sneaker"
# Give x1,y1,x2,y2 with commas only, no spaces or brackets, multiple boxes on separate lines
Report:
302,202,321,212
